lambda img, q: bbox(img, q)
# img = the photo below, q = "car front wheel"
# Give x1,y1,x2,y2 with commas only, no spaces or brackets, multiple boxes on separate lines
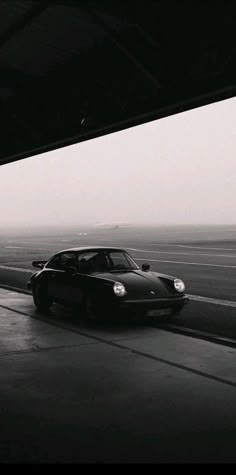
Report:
32,283,52,312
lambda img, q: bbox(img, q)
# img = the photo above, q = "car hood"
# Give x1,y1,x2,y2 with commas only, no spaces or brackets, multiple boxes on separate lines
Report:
94,270,177,299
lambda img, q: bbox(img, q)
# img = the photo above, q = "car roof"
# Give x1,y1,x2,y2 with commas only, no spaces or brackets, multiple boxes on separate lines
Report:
55,246,127,255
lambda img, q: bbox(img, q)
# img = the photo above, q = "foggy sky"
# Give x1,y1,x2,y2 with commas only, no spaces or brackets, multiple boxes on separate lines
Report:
0,97,236,228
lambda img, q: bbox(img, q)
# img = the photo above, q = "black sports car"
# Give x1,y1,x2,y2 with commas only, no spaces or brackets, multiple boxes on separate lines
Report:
27,247,188,320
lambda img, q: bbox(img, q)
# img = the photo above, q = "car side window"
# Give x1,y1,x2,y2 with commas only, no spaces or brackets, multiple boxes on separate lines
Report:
77,252,107,273
77,252,98,273
77,252,98,262
59,253,77,270
46,255,60,270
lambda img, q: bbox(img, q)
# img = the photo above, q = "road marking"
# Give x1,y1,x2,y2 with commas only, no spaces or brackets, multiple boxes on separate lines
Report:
1,257,236,273
127,247,236,258
176,245,236,251
0,265,32,273
5,246,23,249
187,294,236,308
134,257,236,269
5,246,48,251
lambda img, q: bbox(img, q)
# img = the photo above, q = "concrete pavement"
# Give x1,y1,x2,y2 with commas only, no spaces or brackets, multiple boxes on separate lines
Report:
1,288,236,463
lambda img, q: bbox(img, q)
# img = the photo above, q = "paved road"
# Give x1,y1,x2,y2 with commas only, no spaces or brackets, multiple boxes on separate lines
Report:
0,236,236,339
2,289,236,463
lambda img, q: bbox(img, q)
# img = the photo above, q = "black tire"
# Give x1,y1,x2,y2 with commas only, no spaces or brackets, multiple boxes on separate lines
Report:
32,283,52,312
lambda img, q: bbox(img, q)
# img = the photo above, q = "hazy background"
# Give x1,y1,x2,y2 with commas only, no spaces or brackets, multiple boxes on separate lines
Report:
0,97,235,230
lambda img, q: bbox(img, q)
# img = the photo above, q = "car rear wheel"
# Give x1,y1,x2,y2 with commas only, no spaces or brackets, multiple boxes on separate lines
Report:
32,283,52,312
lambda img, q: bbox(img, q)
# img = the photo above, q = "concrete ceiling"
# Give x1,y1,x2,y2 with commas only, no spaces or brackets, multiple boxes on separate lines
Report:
0,1,235,165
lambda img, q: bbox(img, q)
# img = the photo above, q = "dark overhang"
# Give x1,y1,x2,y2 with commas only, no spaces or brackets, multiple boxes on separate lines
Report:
0,1,235,165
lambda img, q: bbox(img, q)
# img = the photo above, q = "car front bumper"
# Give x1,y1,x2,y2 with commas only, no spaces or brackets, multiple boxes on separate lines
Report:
117,295,189,314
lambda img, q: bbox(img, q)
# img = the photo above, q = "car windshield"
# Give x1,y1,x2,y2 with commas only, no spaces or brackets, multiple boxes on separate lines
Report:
107,251,139,271
77,250,139,274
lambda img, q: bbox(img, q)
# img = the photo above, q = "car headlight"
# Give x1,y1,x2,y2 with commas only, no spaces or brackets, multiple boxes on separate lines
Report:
113,282,126,297
174,278,185,293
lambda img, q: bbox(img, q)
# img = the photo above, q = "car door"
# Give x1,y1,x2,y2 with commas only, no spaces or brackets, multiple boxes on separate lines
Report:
45,254,63,300
47,252,82,304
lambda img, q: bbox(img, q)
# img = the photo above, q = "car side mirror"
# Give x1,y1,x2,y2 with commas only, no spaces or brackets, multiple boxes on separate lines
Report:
142,263,150,272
